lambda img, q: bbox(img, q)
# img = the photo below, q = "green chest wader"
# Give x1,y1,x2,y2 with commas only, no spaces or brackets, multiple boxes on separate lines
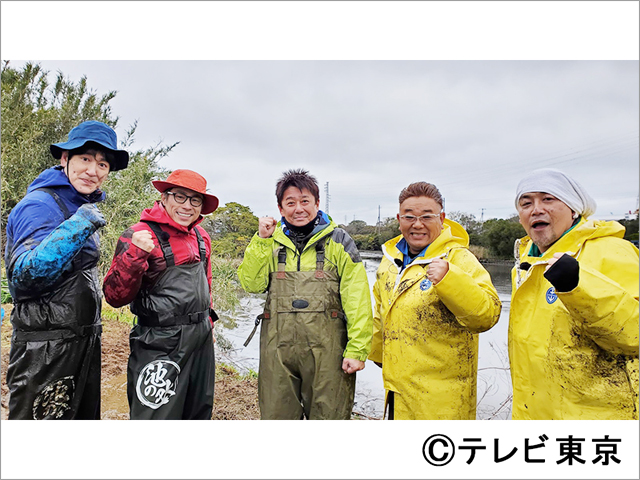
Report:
255,237,356,419
7,188,102,420
127,221,215,420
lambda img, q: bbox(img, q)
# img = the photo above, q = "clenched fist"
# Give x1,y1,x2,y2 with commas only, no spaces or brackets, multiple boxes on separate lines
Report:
427,258,449,285
132,230,155,253
258,216,277,238
76,203,106,228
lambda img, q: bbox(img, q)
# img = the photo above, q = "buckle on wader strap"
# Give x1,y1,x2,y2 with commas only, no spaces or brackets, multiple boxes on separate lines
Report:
315,238,325,278
13,324,102,342
137,310,209,327
243,313,268,346
276,248,287,279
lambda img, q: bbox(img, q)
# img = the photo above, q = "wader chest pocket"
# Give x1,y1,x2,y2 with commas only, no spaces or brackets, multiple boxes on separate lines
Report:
277,297,325,313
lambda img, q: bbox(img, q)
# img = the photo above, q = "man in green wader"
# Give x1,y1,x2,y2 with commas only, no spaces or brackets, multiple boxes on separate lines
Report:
238,169,373,419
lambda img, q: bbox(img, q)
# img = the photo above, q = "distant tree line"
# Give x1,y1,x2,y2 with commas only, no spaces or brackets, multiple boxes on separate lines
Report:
341,211,526,259
343,210,638,260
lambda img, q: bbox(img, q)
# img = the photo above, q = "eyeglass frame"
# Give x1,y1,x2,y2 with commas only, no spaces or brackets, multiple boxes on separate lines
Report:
398,212,443,224
164,190,204,208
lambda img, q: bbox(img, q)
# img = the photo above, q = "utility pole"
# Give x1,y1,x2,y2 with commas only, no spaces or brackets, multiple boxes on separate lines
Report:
324,182,330,214
376,205,381,234
480,208,486,224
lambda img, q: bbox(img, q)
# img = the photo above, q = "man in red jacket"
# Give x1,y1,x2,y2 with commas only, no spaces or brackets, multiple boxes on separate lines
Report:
103,169,219,419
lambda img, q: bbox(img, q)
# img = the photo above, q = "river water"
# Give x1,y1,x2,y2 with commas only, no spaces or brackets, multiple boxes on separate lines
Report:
217,258,514,420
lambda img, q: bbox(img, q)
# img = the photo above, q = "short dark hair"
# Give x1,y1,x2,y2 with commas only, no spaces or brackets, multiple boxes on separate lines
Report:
398,182,444,210
275,169,320,207
68,141,115,168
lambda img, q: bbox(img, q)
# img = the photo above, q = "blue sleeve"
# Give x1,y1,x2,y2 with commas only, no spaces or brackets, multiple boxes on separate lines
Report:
9,199,101,292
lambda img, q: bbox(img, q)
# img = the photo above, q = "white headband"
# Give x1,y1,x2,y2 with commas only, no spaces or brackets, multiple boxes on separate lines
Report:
515,168,597,218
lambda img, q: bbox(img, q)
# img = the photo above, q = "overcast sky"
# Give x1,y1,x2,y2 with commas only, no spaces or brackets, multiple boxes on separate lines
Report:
15,59,638,226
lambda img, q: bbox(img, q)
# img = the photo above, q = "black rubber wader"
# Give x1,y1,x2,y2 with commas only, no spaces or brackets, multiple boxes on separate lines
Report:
258,239,356,419
127,221,215,420
7,188,102,420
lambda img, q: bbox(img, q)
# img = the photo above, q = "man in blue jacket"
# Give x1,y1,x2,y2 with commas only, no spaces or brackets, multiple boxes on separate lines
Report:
5,120,129,419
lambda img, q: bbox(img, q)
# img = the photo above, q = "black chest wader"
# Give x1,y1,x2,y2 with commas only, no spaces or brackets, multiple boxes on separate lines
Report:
257,237,356,419
7,188,102,420
127,221,215,420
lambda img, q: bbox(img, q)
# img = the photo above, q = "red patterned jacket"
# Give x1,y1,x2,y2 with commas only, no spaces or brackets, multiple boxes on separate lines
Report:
103,201,213,314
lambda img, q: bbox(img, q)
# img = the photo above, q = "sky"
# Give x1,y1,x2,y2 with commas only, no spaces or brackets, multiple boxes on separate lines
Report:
9,60,639,225
1,2,639,480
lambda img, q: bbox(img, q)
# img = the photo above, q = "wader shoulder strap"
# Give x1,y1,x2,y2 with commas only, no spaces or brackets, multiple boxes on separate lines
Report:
315,236,326,278
36,188,71,219
276,247,287,278
194,227,207,266
141,220,175,267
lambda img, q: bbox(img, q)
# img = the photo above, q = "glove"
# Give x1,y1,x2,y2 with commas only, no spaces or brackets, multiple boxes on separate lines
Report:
544,253,580,292
75,203,106,228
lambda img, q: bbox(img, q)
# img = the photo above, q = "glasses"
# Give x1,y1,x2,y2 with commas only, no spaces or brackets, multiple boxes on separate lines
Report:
399,213,442,224
165,191,203,207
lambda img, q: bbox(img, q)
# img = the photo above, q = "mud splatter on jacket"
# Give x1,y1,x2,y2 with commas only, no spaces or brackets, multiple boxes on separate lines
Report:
510,218,639,419
5,166,105,300
102,201,213,311
369,219,501,419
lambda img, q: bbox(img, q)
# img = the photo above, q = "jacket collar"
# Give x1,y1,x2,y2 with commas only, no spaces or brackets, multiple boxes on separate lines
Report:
27,166,106,204
517,217,625,263
274,213,335,252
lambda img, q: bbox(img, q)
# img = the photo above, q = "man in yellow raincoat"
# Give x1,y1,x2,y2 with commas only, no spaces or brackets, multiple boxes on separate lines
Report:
369,181,501,419
510,168,639,420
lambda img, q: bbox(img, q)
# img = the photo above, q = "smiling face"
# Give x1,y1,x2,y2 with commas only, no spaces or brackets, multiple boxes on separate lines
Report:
278,186,320,227
60,149,110,195
517,192,575,253
397,196,445,255
162,187,203,227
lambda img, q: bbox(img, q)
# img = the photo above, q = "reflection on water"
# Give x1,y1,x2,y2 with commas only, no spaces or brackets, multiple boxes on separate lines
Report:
218,259,515,420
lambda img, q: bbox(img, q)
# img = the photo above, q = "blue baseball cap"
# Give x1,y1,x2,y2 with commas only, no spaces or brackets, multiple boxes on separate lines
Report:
50,120,129,171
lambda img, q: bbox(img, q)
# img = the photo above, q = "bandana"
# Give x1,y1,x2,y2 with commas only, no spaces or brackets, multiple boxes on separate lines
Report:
515,168,597,218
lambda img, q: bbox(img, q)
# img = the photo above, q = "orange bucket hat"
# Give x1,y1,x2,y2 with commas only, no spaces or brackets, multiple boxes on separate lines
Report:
152,169,219,215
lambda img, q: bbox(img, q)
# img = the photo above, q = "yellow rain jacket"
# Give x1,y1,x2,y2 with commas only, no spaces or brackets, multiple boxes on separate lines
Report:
510,218,639,420
369,219,501,419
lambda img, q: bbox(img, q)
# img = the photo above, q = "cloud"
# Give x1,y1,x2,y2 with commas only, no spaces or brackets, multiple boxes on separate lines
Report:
26,60,640,224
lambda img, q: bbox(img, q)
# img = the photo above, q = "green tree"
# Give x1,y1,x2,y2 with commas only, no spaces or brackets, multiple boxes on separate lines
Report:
447,210,482,245
1,61,117,232
201,202,259,257
1,61,176,276
480,216,526,259
378,216,400,244
345,220,368,236
618,216,639,242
